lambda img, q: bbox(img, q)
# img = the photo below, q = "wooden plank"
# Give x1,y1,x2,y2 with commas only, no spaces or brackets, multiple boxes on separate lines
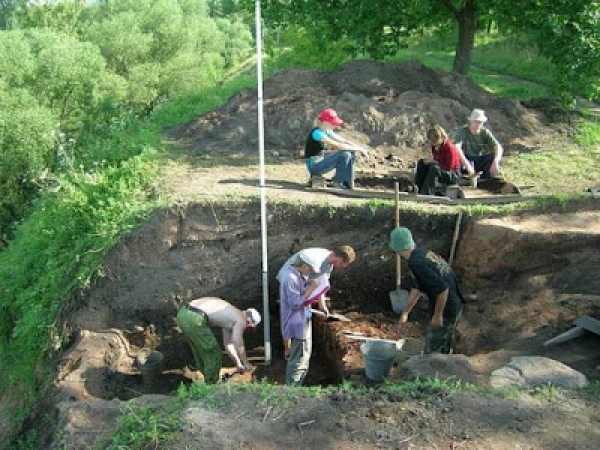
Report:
306,186,456,204
306,186,540,205
543,326,586,346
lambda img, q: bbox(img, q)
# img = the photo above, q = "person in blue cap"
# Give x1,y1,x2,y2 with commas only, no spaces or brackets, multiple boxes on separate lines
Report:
389,227,464,354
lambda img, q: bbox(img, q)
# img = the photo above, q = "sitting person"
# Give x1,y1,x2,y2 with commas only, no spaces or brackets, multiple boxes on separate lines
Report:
304,108,369,189
415,125,470,195
454,108,504,178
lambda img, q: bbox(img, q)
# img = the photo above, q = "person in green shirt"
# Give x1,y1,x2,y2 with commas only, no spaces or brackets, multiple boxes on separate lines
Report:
454,108,504,179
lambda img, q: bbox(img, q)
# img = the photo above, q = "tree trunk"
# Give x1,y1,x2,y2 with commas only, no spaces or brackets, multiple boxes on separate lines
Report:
452,0,478,75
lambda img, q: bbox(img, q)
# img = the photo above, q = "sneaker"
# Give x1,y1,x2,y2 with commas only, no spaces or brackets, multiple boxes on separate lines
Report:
330,181,351,190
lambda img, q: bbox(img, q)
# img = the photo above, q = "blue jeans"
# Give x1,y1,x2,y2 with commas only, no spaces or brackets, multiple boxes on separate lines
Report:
465,153,495,179
306,151,355,184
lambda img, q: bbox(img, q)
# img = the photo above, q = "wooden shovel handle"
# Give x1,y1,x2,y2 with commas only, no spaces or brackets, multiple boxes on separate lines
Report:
394,182,401,286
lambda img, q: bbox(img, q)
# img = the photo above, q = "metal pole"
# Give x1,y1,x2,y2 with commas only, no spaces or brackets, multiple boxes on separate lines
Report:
255,0,271,366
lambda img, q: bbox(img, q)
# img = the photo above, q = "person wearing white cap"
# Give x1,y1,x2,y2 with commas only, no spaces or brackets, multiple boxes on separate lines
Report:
176,296,261,383
454,108,504,178
277,253,323,386
304,108,370,189
276,245,356,383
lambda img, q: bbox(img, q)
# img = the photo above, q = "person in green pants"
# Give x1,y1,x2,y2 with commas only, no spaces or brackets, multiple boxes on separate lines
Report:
177,296,261,383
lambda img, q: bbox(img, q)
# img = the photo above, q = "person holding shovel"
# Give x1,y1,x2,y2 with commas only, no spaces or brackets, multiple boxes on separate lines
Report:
176,296,261,384
389,227,464,354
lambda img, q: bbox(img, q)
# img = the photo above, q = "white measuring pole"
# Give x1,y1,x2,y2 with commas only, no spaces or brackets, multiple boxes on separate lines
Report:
255,0,271,366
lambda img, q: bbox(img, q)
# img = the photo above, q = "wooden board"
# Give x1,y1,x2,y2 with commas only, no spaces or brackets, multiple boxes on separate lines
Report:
307,186,539,205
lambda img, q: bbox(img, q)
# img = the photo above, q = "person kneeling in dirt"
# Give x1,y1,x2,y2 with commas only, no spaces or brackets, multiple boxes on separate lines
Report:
176,297,261,383
415,125,471,195
277,245,357,359
390,227,464,354
454,108,504,179
304,108,369,189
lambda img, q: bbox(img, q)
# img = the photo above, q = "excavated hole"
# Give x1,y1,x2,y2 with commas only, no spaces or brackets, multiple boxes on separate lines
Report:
58,202,600,401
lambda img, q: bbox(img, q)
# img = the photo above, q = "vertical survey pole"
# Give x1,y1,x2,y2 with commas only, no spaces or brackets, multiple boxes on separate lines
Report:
255,0,271,366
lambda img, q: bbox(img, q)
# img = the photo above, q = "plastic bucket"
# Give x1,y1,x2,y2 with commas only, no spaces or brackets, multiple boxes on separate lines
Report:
137,349,164,388
360,341,397,382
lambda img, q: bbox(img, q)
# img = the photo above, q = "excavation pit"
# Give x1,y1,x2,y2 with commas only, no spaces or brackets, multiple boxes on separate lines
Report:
53,202,600,402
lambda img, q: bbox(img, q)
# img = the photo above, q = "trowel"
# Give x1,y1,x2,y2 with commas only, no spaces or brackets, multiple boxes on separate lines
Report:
311,308,351,322
389,182,410,313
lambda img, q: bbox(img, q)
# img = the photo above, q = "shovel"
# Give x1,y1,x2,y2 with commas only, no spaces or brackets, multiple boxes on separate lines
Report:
389,182,410,313
311,309,351,322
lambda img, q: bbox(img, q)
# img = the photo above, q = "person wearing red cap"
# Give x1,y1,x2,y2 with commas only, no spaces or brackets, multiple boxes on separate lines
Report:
304,108,370,189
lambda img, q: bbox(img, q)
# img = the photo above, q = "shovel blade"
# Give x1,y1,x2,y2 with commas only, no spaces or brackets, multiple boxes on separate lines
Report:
389,288,409,314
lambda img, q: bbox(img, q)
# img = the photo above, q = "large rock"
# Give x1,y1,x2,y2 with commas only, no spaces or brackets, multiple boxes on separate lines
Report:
490,356,588,389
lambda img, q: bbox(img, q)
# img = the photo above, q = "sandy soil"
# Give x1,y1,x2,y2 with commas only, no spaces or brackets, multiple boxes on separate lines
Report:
17,60,600,449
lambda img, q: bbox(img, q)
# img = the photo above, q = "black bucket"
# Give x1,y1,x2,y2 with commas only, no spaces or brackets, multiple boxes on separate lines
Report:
136,349,164,389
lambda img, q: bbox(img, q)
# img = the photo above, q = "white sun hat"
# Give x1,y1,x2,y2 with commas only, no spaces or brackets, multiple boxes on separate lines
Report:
246,308,261,326
468,108,488,123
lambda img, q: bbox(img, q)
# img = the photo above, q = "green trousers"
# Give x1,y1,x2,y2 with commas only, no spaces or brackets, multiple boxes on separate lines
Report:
177,306,222,383
425,313,461,355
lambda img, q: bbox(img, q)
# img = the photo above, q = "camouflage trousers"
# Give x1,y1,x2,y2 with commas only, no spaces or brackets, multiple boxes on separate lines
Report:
425,312,461,355
177,306,222,383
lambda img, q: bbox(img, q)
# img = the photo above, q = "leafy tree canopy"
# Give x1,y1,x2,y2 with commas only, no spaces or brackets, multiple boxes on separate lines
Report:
246,0,600,100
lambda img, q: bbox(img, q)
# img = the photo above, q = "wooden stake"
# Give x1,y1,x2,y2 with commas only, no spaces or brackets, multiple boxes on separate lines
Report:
449,212,463,266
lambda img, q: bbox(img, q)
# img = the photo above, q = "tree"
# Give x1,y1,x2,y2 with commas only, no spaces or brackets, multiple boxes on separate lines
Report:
244,0,600,99
241,0,484,73
494,0,600,101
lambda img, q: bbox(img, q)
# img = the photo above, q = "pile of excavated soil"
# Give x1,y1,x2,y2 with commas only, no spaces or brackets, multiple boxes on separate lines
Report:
167,60,556,174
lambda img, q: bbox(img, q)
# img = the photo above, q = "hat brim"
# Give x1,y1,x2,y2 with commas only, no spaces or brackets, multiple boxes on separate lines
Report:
468,115,487,123
325,118,343,127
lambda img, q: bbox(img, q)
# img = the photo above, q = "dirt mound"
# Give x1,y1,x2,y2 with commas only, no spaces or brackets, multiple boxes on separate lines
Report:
168,60,553,170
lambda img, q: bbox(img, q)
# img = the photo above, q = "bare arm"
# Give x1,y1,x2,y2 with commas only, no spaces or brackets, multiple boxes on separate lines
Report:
431,288,449,328
223,321,251,372
399,288,421,325
322,133,370,157
317,294,330,316
490,143,504,176
455,143,475,176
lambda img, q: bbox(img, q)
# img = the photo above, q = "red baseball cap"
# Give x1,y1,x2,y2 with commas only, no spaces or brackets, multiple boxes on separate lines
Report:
318,108,343,127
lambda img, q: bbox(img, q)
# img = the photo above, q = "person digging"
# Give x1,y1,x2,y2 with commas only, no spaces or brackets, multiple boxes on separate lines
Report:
389,227,464,354
176,296,261,383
